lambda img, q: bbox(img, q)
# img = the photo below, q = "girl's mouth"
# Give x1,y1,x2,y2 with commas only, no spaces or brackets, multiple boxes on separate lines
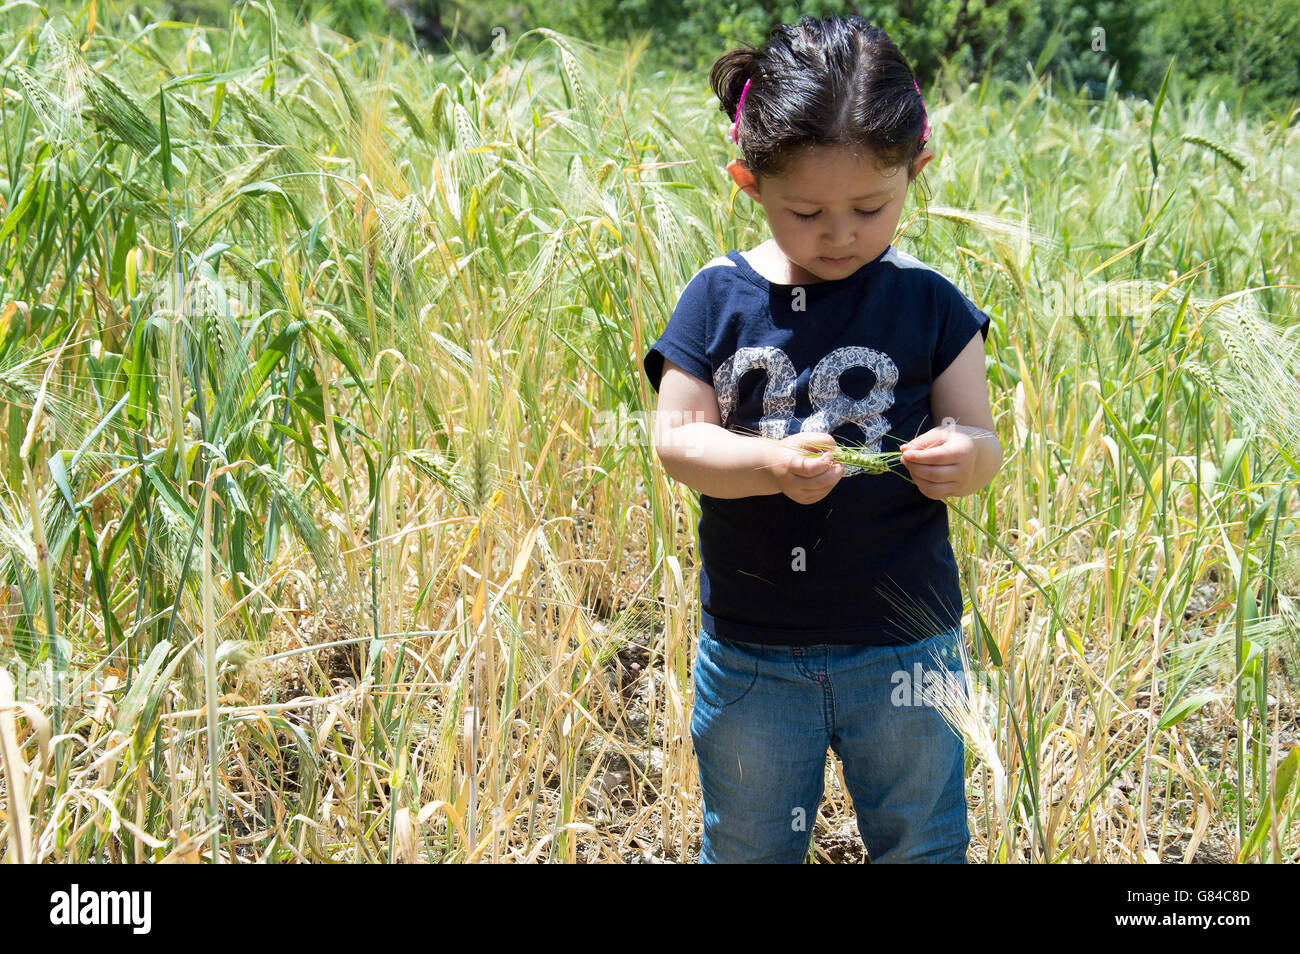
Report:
820,256,852,265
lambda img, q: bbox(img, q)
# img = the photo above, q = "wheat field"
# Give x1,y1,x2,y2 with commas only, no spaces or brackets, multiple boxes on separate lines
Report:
0,3,1298,863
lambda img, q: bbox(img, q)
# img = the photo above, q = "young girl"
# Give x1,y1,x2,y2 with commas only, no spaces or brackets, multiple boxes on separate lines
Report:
643,15,1003,863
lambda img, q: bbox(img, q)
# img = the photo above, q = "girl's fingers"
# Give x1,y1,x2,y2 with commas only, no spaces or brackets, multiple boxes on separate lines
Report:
795,460,837,480
905,461,954,479
903,447,949,465
796,451,832,475
915,478,960,498
797,432,837,454
818,463,843,483
790,460,841,492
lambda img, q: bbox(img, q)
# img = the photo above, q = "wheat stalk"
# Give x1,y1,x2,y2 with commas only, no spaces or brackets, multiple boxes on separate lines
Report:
924,635,1010,854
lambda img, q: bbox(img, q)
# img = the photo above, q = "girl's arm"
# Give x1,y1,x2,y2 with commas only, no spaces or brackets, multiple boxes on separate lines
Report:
652,360,842,502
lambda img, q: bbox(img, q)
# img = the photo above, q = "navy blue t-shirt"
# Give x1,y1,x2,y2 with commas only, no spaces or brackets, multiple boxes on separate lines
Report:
643,244,992,646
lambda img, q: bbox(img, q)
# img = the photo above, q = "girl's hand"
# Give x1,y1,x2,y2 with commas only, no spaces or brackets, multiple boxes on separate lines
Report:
899,419,995,500
767,431,844,504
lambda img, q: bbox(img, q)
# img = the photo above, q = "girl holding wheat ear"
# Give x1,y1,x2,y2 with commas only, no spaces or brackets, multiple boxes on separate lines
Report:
645,15,1003,863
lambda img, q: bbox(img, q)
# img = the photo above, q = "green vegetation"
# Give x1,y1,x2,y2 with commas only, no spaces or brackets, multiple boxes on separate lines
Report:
86,2,1300,114
0,1,1296,862
426,1,1300,115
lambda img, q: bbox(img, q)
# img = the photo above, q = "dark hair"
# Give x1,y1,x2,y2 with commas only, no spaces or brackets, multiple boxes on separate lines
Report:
710,15,929,181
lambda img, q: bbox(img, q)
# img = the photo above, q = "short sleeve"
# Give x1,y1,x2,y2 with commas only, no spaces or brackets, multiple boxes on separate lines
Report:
643,268,714,393
932,285,992,381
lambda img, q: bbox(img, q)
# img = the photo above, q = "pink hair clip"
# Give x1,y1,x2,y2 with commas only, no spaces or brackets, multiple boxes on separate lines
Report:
730,77,752,144
913,77,932,145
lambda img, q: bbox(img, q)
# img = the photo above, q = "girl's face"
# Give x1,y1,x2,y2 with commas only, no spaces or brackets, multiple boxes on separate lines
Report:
729,143,933,284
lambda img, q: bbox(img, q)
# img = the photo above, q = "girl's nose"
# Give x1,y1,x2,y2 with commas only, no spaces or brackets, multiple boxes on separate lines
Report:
826,221,855,247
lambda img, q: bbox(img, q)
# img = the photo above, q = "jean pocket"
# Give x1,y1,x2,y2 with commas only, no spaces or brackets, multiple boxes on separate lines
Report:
932,625,966,671
917,625,970,701
694,630,759,710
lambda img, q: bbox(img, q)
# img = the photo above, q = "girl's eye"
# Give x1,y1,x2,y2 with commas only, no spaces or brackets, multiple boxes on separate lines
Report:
791,208,884,220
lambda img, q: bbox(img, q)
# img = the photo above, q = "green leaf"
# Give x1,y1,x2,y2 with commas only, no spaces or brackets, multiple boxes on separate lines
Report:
126,312,151,431
234,320,301,422
0,157,46,245
159,88,172,193
1158,691,1217,729
1097,388,1156,505
1148,57,1175,179
1032,21,1064,77
210,81,226,130
133,643,188,760
47,450,78,515
1220,436,1249,487
114,639,174,735
1247,484,1284,540
143,465,197,525
979,621,1002,667
237,180,307,229
1239,747,1300,860
110,214,137,295
71,393,128,472
1165,283,1193,351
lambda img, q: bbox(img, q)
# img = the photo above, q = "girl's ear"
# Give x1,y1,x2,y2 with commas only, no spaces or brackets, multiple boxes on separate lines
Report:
911,147,935,179
726,158,761,200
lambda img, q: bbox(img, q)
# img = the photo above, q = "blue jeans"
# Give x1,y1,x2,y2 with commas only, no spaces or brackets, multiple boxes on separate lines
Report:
690,624,970,863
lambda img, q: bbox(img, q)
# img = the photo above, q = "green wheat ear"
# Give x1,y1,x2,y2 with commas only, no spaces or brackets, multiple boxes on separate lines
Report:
833,446,901,474
1180,133,1247,172
800,444,901,474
